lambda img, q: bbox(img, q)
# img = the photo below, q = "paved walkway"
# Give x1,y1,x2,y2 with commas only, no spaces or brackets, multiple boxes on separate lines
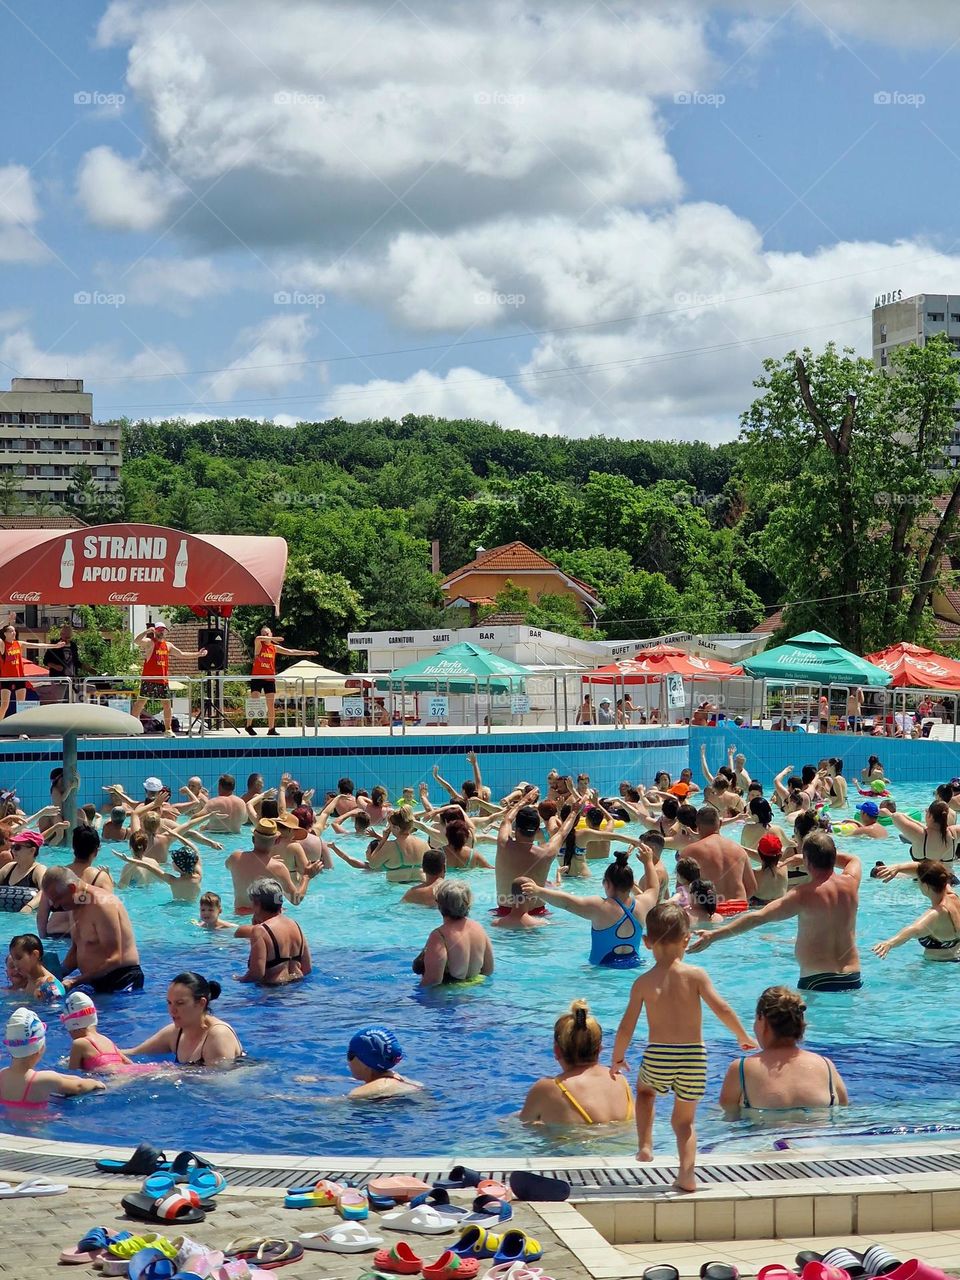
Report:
2,1179,589,1280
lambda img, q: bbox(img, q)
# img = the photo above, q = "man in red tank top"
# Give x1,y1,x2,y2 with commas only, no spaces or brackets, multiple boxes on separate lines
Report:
0,623,67,720
131,623,207,737
246,625,317,736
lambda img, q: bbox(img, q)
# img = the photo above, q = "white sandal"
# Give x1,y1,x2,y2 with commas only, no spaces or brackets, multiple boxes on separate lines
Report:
380,1204,456,1235
299,1223,384,1253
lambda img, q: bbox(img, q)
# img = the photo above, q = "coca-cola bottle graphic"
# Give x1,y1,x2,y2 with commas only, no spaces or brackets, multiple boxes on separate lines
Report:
172,539,189,589
59,538,75,590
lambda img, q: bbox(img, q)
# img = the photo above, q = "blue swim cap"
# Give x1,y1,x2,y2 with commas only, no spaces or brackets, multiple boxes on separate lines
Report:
348,1026,402,1072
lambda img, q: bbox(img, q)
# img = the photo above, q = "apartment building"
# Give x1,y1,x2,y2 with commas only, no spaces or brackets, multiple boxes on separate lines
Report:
0,378,122,505
871,293,960,467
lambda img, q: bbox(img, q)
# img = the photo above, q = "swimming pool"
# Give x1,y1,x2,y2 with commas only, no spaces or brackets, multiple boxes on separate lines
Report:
0,781,954,1159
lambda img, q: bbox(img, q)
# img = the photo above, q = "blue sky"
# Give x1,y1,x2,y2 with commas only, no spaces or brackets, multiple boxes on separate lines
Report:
3,0,960,441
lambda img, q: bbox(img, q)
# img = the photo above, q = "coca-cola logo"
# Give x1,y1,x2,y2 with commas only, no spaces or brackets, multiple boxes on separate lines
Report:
9,592,41,603
204,592,234,603
108,592,140,604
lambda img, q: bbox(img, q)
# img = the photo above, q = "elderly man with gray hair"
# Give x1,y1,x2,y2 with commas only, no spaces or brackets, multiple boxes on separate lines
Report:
235,876,311,986
413,880,494,988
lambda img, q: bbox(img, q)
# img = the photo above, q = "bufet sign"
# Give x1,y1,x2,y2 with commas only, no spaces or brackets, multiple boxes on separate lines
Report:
0,524,288,611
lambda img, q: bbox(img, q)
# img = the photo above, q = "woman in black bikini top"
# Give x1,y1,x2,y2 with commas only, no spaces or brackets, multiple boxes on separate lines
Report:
237,878,313,986
122,972,245,1068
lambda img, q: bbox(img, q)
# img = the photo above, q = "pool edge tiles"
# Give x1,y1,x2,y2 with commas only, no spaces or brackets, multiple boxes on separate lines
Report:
0,725,688,812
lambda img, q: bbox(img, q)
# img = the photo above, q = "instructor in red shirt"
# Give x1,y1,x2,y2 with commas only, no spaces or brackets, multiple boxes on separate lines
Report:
246,625,316,736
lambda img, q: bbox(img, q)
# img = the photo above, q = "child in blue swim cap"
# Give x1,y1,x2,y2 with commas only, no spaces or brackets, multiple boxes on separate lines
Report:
346,1026,423,1100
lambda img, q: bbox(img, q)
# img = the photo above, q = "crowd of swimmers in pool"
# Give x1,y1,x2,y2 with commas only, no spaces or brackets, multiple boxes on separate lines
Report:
2,746,960,1190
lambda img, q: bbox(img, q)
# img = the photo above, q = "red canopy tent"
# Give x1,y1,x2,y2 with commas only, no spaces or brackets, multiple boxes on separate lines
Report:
0,524,288,614
580,646,743,683
865,642,960,690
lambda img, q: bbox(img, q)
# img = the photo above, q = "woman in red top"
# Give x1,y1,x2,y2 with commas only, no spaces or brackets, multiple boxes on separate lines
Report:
246,625,317,736
0,624,66,721
130,623,207,737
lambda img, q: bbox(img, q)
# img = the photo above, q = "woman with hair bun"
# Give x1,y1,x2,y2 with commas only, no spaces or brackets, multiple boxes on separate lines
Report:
719,986,848,1113
519,999,635,1125
123,971,244,1068
740,797,788,854
874,859,960,961
520,846,661,967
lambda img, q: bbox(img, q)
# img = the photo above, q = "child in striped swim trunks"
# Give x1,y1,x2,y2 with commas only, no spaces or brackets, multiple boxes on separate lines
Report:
611,902,756,1192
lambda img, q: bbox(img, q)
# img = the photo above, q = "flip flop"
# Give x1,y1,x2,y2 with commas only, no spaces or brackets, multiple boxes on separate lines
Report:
458,1196,512,1227
59,1227,133,1265
475,1180,512,1202
250,1241,304,1271
507,1171,569,1203
0,1177,67,1197
168,1151,215,1177
298,1223,384,1253
643,1269,680,1280
701,1266,739,1280
129,1248,178,1280
434,1166,482,1191
373,1242,423,1275
368,1176,431,1203
421,1249,480,1280
284,1178,344,1209
758,1268,797,1280
97,1144,171,1175
107,1234,178,1261
380,1204,455,1235
121,1192,206,1226
492,1231,543,1266
338,1187,369,1220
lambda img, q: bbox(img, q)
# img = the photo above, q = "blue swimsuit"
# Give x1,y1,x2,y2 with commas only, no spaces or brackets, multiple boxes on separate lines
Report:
589,898,642,968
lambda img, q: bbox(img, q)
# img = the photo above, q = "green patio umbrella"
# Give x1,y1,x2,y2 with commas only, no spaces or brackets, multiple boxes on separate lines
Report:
742,630,892,686
375,642,530,691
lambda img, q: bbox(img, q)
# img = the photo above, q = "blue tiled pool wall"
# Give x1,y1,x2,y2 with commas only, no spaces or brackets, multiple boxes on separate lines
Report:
691,725,960,785
0,729,689,813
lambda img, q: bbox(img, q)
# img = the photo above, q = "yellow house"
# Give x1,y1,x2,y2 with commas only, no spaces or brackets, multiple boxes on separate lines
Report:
441,541,602,624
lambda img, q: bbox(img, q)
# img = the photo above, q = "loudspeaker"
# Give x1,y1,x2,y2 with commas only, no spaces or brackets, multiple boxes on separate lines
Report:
198,628,225,671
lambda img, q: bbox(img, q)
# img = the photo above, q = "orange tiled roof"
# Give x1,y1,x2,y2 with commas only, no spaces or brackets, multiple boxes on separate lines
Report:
441,542,600,600
751,608,784,635
0,515,87,529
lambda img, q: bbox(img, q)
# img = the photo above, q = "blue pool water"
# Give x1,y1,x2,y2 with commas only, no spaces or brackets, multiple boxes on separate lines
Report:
0,781,956,1158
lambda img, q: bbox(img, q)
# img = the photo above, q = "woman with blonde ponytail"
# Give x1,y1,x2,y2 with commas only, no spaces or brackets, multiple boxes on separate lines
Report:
519,998,635,1126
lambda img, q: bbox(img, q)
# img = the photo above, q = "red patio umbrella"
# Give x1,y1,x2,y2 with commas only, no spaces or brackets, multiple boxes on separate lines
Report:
581,646,742,683
865,642,960,690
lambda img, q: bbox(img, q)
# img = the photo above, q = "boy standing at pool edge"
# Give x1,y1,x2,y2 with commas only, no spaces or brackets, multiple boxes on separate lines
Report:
611,902,755,1192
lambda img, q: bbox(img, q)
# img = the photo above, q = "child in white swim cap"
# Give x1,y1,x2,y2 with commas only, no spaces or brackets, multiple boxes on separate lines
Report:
1,1006,104,1107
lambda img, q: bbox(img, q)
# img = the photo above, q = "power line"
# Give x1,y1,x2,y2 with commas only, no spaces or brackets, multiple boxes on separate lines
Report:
100,314,866,414
65,247,952,386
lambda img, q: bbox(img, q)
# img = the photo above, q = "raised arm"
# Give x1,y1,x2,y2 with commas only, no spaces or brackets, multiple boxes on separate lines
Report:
773,766,793,804
699,743,715,787
874,906,940,958
467,750,483,797
519,876,603,920
432,764,460,803
689,890,800,952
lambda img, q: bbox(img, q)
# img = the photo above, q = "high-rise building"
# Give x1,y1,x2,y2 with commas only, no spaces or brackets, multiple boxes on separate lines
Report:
871,293,960,467
0,378,122,505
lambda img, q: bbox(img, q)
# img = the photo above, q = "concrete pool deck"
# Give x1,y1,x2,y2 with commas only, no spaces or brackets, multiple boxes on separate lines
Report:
7,1134,960,1278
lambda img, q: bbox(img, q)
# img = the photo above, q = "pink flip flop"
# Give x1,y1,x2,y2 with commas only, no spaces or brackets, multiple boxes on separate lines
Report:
802,1264,851,1280
475,1180,513,1202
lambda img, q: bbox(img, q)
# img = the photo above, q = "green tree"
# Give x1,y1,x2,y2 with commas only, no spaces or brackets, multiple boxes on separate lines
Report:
269,559,366,666
52,606,139,678
739,339,960,651
66,465,121,523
